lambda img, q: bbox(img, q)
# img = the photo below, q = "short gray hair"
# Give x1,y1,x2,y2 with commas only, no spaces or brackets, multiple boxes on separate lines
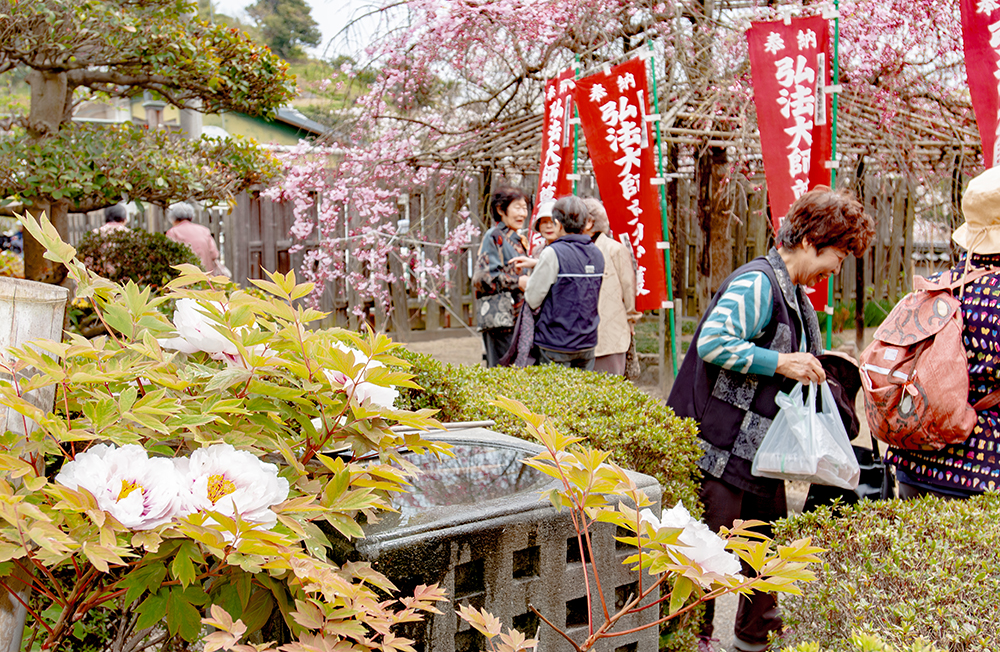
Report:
552,196,589,234
582,197,609,235
167,202,195,221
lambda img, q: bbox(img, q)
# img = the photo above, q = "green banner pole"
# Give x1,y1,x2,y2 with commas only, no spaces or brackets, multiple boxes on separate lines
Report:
573,56,580,195
826,0,840,350
648,42,679,377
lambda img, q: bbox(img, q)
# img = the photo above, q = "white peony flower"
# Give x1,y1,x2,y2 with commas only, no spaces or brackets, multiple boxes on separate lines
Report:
159,298,237,357
323,342,398,409
640,502,742,583
159,299,269,368
55,444,184,530
176,444,289,530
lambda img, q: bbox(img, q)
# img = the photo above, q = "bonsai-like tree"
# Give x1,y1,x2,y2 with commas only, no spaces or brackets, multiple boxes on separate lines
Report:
0,0,297,282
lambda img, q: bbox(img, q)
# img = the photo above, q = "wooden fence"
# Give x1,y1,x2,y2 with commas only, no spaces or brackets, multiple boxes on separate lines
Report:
669,170,952,328
64,169,942,342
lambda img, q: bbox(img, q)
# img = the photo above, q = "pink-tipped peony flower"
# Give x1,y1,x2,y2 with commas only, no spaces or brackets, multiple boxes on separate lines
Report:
323,342,398,409
55,444,183,530
639,502,742,584
159,299,268,368
176,444,289,530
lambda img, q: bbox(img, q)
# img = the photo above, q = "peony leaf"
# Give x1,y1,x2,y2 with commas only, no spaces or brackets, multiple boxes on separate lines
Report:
118,562,168,604
240,589,275,634
134,589,168,631
170,540,201,588
205,367,253,392
166,586,204,641
669,575,695,615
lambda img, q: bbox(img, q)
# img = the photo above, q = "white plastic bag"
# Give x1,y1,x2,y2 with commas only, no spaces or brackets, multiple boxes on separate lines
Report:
751,382,860,490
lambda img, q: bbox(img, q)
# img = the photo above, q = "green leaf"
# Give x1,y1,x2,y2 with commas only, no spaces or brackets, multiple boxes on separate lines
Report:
240,589,275,634
134,589,167,631
205,367,253,392
118,563,168,605
170,540,201,587
166,586,204,641
669,575,695,615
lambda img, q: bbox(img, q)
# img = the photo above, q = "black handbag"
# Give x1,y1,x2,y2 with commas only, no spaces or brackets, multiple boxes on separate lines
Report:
475,226,517,331
477,291,515,330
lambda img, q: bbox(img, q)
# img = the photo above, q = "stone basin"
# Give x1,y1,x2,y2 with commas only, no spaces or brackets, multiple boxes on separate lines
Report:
356,426,662,652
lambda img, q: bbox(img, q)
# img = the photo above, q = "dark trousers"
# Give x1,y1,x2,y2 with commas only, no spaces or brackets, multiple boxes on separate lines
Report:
537,346,595,370
898,481,960,501
482,329,514,368
699,478,786,647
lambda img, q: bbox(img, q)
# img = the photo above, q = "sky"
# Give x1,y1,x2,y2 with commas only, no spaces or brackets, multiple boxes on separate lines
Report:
212,0,375,59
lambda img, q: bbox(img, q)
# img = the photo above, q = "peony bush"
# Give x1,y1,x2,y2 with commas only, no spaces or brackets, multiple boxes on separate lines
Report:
0,212,449,650
460,398,826,652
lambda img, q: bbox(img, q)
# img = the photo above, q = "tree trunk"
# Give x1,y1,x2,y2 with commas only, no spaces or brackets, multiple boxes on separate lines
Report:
696,146,729,307
24,70,74,283
26,70,68,138
23,200,69,284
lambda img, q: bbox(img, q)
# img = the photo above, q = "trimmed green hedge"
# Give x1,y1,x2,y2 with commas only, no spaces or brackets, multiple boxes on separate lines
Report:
396,351,703,511
775,494,1000,651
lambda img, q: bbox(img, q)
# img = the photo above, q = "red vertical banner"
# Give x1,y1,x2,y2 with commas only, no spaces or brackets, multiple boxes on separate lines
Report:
535,68,578,213
747,15,832,310
575,58,667,312
961,0,1000,168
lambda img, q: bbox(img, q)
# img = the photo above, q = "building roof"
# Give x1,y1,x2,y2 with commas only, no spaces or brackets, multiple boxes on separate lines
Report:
274,107,329,137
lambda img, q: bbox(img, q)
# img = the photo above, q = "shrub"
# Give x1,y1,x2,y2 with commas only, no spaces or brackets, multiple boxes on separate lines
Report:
76,227,201,290
775,494,1000,651
395,349,467,419
0,249,22,278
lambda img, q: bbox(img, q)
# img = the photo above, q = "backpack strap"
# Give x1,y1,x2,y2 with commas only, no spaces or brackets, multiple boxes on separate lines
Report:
937,266,996,292
973,388,1000,412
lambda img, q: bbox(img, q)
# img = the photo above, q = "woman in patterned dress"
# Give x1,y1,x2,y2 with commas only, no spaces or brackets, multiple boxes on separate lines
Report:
886,167,1000,498
473,186,530,367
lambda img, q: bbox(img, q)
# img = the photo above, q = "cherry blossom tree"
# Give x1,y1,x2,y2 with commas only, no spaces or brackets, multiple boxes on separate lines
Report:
265,0,976,316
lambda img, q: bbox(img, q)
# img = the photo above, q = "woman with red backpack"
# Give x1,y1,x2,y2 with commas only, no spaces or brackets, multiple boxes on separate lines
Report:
884,167,1000,499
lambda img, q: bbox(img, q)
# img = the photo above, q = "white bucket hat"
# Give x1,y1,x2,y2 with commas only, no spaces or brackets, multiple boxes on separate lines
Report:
954,166,1000,254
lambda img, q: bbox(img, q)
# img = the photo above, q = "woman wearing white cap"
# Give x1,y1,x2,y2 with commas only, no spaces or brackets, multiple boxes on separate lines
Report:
885,166,1000,499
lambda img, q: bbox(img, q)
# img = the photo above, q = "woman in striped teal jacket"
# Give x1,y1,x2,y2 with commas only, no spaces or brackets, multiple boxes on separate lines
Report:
668,187,874,652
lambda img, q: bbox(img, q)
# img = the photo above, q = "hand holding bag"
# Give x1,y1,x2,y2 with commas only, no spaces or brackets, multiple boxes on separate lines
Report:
751,382,861,490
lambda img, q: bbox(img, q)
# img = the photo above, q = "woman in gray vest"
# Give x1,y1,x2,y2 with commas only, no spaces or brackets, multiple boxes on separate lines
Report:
473,186,531,367
667,187,874,652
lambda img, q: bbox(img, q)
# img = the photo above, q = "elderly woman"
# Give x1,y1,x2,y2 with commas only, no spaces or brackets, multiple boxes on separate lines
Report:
473,186,530,367
667,187,874,652
582,198,641,375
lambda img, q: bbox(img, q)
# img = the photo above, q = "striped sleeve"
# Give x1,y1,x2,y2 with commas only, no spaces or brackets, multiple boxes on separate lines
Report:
696,271,779,375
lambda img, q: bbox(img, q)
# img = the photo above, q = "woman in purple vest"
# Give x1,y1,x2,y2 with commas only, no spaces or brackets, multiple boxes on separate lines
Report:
667,187,874,652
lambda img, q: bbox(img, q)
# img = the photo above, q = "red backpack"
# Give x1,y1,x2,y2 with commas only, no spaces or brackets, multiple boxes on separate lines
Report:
860,269,1000,450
